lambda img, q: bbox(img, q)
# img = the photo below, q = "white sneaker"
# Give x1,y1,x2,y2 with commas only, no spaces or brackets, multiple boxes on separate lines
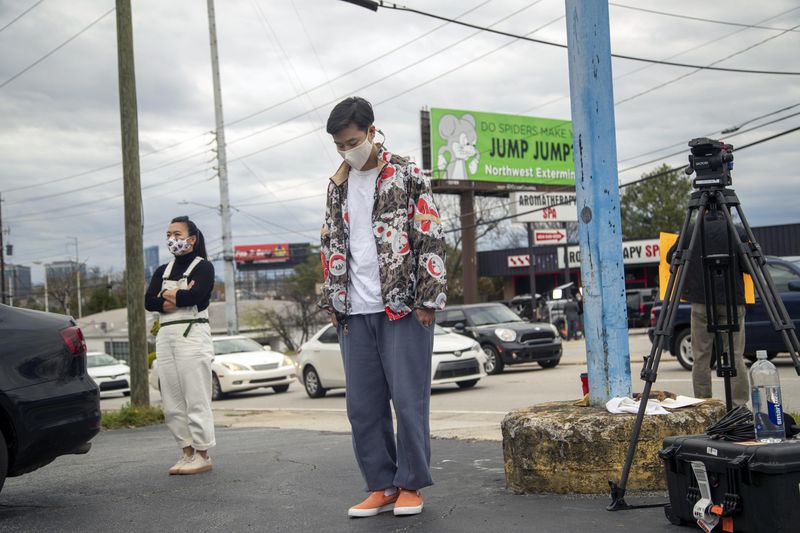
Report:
168,454,191,475
178,453,213,475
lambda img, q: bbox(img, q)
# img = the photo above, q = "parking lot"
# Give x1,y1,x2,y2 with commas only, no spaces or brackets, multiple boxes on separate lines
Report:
98,330,800,438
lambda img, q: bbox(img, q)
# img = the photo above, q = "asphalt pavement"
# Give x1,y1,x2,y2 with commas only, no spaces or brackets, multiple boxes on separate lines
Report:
0,426,674,533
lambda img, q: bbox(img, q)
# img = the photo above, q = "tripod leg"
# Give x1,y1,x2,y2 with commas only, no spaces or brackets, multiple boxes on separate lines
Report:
719,193,800,374
609,197,707,511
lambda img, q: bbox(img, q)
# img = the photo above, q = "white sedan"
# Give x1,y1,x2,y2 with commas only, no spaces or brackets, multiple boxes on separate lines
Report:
297,324,487,398
150,336,296,400
88,352,131,397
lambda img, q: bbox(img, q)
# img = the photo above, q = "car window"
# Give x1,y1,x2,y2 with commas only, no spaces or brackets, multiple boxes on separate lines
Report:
465,305,523,326
438,309,466,327
213,338,265,355
767,263,799,293
87,353,119,367
318,326,339,344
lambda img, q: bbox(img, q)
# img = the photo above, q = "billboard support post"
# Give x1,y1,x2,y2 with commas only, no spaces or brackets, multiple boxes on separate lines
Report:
565,0,631,405
526,223,537,319
460,191,478,304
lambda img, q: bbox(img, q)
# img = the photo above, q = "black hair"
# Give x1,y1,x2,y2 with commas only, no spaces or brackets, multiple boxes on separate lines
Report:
326,96,374,135
171,215,207,259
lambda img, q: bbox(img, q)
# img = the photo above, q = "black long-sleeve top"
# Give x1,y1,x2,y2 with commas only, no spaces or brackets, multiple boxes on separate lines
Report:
144,251,215,313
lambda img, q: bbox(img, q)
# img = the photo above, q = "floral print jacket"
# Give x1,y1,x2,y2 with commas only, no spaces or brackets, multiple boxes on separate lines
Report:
319,146,448,320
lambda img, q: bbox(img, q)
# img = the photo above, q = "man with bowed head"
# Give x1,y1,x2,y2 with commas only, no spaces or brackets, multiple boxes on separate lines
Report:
318,97,448,518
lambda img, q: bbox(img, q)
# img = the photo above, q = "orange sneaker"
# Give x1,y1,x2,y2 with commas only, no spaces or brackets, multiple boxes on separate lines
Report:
393,489,424,516
348,490,400,518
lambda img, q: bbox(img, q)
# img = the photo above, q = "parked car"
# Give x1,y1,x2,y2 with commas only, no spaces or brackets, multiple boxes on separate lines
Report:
0,304,100,495
648,256,800,370
87,352,131,397
296,324,487,398
150,336,296,400
627,288,658,328
437,303,562,374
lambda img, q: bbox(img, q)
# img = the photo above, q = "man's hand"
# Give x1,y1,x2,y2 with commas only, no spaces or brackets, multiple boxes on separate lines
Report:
415,308,435,327
162,300,177,312
328,310,338,327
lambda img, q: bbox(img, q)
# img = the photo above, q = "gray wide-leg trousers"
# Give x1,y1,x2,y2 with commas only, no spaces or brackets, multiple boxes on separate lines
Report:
338,312,435,492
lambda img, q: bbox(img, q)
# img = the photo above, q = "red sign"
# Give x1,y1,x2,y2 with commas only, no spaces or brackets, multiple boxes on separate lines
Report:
234,244,290,265
533,230,566,245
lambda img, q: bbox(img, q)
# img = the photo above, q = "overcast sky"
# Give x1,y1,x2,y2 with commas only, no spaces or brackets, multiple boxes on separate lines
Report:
1,0,799,282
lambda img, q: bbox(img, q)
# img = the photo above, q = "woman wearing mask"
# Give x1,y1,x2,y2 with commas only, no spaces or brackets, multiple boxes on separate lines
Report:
145,216,216,475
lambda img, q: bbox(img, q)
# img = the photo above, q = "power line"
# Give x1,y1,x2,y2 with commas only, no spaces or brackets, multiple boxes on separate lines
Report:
2,0,492,194
615,22,800,106
618,102,800,164
0,0,45,33
0,6,115,90
444,124,800,234
370,2,800,75
609,3,800,32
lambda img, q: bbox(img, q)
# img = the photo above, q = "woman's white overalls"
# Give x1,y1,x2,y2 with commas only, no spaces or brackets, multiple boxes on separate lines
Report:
156,256,216,451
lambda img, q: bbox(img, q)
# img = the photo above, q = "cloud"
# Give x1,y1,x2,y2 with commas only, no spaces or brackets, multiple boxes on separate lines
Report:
0,0,798,283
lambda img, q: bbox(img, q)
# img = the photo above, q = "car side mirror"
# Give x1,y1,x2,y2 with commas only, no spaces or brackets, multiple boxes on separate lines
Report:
789,280,800,292
454,322,466,332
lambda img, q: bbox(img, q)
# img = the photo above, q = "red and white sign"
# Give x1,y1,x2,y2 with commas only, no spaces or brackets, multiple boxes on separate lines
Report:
234,244,290,265
507,254,531,268
533,229,567,245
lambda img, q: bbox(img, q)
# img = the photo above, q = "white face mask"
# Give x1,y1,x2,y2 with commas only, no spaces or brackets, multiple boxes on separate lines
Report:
338,134,373,170
167,238,191,256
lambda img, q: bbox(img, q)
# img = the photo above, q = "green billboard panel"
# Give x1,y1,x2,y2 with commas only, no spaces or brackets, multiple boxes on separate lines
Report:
429,108,574,185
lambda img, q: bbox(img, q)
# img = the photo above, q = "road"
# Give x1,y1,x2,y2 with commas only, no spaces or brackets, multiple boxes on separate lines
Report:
101,330,800,439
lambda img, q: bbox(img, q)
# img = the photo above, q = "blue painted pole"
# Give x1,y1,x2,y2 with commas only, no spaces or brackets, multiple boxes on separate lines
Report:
564,0,631,405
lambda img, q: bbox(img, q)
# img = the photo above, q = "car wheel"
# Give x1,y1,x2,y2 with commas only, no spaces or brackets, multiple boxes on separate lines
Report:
211,373,224,401
456,379,479,389
303,366,327,398
0,429,7,495
675,328,693,371
272,384,290,393
482,345,504,375
538,358,560,369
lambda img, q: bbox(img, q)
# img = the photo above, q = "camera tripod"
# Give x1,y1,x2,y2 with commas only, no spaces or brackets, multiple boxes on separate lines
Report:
608,185,800,511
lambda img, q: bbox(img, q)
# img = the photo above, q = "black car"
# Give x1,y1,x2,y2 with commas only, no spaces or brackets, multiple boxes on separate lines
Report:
627,288,658,328
0,304,101,494
647,256,800,370
436,303,562,374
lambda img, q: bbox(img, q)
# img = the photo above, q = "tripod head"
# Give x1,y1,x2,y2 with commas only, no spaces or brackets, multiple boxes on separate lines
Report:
685,137,734,189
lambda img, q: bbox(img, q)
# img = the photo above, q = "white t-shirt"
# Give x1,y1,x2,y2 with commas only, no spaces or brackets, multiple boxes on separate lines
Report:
346,166,384,315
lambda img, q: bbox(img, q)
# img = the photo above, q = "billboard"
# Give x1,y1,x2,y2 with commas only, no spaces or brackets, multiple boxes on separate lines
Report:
429,107,574,185
234,244,290,266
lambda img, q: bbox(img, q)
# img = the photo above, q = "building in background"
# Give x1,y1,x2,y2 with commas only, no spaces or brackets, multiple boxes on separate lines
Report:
144,245,159,281
46,260,86,280
3,264,32,301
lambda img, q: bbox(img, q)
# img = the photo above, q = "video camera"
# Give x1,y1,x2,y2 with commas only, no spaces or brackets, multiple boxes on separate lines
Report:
684,137,734,188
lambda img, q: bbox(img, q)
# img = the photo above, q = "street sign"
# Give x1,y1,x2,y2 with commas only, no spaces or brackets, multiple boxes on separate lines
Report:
533,229,567,245
557,238,661,268
511,191,577,223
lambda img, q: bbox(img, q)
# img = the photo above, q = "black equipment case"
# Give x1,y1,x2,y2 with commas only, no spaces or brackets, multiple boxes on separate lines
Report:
660,435,800,532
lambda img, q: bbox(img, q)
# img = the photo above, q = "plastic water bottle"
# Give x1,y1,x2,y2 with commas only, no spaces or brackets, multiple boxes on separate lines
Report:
750,350,784,443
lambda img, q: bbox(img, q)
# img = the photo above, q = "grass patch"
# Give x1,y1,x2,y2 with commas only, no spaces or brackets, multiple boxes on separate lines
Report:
101,403,165,430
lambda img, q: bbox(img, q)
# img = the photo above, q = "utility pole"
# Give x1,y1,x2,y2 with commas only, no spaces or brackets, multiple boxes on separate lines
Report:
460,191,478,304
0,193,6,305
526,222,537,319
69,236,82,318
115,0,149,407
564,0,631,405
206,0,238,335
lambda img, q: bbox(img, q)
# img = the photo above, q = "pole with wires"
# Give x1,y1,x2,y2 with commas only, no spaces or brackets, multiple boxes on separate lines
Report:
114,0,149,407
206,0,239,335
564,0,631,405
